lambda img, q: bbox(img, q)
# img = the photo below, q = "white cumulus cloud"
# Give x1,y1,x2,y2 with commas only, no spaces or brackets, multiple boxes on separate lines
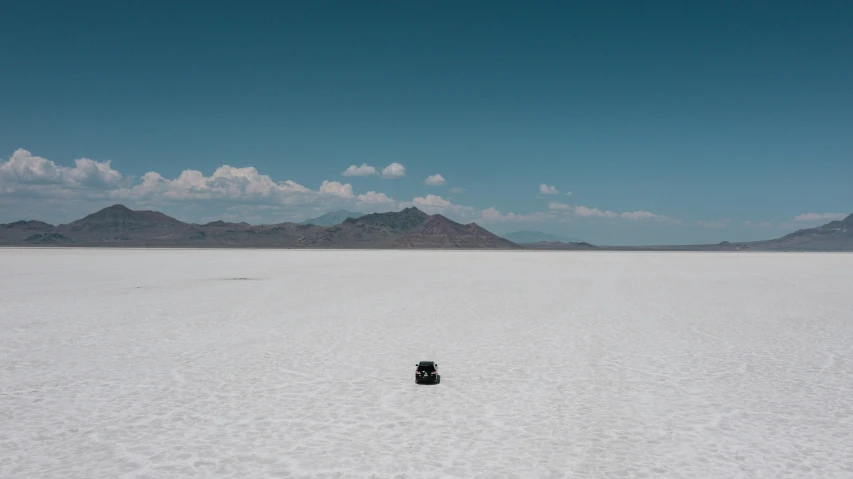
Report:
0,148,123,189
792,212,846,222
342,163,378,176
423,174,446,186
117,165,314,204
403,194,475,218
547,201,574,212
539,184,559,195
356,191,396,207
575,205,619,218
0,149,420,223
480,207,555,223
412,194,452,209
620,210,669,221
319,180,354,199
0,149,397,217
547,201,669,221
381,162,406,178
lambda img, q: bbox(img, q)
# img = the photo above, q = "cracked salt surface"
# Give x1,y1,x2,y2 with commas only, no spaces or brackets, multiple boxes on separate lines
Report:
1,248,852,478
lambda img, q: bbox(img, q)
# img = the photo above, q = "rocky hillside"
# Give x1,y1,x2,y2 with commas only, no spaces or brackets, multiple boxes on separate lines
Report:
295,207,519,249
52,205,193,242
0,220,57,244
736,213,853,251
395,215,521,249
0,205,520,249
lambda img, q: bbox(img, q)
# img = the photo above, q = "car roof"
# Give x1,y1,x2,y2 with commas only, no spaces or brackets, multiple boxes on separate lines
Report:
418,361,434,365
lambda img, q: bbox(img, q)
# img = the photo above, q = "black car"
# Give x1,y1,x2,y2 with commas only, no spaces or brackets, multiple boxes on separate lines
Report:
415,361,440,384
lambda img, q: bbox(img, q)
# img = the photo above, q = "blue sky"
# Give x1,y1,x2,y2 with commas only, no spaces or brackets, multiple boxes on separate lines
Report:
1,1,851,245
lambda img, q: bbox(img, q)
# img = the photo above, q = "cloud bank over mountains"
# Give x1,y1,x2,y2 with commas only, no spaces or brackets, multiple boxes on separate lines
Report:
0,149,841,232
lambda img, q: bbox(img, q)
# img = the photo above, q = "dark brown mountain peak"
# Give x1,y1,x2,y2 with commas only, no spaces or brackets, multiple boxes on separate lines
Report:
417,217,495,236
200,220,251,229
414,214,463,234
397,214,522,249
345,207,430,233
463,222,492,234
65,204,187,231
106,204,132,213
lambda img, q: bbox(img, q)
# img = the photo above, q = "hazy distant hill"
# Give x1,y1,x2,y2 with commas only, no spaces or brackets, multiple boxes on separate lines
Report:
591,214,852,251
736,213,853,251
519,241,598,250
501,230,582,244
299,210,363,226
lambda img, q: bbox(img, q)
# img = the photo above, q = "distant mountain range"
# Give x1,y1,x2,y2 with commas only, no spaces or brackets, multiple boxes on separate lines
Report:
500,230,583,244
0,204,520,249
1,206,850,251
299,210,363,226
731,214,853,251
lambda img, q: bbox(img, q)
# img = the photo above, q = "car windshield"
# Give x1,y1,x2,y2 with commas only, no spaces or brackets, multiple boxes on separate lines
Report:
419,364,435,372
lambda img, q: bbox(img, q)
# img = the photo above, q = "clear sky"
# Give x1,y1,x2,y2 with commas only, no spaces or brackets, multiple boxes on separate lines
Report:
1,0,851,245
